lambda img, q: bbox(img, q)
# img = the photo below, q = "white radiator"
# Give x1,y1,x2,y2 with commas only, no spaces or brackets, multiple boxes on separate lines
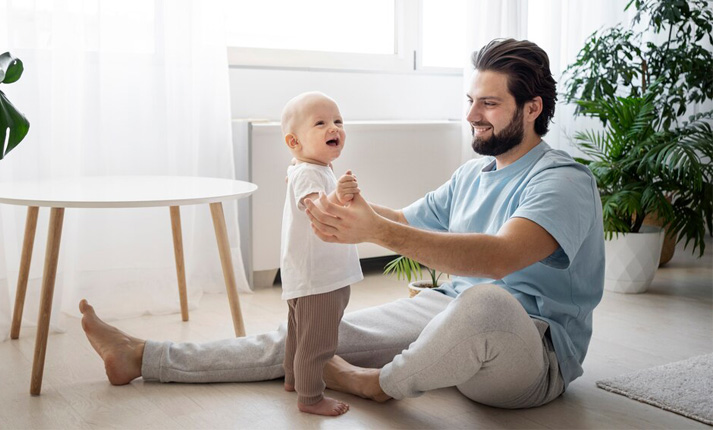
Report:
233,120,463,288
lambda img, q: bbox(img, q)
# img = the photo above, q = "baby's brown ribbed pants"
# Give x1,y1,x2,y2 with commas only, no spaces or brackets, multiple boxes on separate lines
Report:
283,286,351,405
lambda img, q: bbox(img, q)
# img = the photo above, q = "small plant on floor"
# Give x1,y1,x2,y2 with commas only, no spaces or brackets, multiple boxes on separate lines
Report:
383,255,446,288
0,52,30,159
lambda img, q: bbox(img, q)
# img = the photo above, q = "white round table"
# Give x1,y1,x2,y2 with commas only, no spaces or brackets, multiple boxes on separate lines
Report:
0,176,257,395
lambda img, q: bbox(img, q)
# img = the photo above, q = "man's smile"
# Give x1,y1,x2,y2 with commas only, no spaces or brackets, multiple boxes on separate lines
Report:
472,125,492,135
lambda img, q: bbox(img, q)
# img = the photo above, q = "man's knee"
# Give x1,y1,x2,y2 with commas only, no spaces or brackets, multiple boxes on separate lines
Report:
450,284,524,328
460,283,516,307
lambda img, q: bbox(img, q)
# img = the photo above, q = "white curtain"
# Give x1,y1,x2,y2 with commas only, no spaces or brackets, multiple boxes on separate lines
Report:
0,0,249,341
461,0,636,162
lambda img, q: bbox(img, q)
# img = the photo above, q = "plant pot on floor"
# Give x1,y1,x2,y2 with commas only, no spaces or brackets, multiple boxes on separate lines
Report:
408,280,441,298
643,211,676,267
604,225,665,294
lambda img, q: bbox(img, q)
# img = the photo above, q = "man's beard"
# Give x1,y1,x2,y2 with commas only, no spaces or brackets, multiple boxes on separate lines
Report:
471,106,524,156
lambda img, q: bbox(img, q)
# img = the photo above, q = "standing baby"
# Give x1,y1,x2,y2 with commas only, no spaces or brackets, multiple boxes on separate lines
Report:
280,91,362,416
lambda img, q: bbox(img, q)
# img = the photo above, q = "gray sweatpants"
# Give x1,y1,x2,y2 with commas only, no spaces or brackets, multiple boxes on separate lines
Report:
142,284,564,408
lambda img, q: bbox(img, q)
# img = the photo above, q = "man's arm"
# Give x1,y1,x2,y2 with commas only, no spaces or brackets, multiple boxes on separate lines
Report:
305,193,558,280
370,203,408,224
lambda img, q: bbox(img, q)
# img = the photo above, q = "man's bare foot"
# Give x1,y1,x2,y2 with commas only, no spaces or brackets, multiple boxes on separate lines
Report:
324,355,391,403
79,299,144,385
298,397,349,416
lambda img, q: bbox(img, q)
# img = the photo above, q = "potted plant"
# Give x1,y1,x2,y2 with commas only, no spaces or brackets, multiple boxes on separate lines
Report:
0,52,30,158
571,84,712,293
383,255,447,297
562,0,713,268
562,0,713,292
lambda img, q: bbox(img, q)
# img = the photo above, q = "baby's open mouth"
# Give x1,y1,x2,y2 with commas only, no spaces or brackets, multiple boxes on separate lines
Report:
326,138,339,146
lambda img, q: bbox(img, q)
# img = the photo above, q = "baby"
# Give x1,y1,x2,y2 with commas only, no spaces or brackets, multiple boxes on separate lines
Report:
279,91,362,416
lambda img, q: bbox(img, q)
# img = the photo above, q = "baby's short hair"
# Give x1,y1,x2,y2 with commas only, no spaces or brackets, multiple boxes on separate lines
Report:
280,91,335,135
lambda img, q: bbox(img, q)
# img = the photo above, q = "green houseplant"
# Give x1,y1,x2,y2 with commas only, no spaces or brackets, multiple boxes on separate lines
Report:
384,255,447,297
573,85,713,252
562,0,713,131
563,0,713,263
0,52,30,158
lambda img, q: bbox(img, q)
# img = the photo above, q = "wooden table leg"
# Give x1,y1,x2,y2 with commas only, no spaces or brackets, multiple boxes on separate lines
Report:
11,206,39,340
31,207,64,396
170,206,189,321
209,202,246,337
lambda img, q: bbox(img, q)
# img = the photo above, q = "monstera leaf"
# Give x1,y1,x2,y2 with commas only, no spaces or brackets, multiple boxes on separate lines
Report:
0,52,30,160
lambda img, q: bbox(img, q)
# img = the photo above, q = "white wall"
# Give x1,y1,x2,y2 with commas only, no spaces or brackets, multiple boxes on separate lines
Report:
228,68,464,122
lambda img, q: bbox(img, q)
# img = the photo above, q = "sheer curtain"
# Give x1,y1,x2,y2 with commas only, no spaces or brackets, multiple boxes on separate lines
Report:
460,0,636,162
0,0,248,341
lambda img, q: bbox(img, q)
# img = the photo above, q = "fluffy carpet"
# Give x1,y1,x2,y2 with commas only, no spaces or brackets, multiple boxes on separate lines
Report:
596,353,713,426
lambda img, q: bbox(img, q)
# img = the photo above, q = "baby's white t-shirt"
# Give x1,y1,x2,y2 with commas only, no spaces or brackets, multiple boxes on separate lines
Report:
280,163,363,300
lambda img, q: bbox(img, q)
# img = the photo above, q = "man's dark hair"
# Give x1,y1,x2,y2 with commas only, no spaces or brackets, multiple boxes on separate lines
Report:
471,38,557,136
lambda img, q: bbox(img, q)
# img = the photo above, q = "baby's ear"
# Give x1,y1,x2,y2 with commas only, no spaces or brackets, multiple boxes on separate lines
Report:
284,133,299,149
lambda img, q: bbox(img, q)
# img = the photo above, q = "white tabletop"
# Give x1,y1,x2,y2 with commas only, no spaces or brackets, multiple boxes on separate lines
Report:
0,176,258,208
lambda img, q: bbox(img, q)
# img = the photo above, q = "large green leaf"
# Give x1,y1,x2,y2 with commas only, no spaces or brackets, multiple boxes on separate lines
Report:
0,90,30,159
0,52,30,159
0,52,24,84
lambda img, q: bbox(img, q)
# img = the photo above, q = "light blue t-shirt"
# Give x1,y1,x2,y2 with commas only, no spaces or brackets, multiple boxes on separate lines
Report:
402,141,604,389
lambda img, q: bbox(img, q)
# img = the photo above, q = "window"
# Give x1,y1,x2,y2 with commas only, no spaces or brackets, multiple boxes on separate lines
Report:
225,0,466,73
225,0,394,55
225,0,412,72
420,0,467,69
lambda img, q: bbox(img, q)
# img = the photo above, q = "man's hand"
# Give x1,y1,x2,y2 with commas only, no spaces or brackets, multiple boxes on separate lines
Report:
336,170,360,205
305,192,383,244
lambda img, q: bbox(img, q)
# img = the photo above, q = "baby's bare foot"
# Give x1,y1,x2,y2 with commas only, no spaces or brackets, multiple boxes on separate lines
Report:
324,355,391,403
79,299,144,385
284,383,295,392
298,397,349,416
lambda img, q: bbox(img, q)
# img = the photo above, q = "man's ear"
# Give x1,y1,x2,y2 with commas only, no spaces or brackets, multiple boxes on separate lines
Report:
285,133,300,150
526,97,543,121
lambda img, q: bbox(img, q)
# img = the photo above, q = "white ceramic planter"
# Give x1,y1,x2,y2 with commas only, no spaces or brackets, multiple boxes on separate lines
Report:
408,280,440,297
604,225,665,294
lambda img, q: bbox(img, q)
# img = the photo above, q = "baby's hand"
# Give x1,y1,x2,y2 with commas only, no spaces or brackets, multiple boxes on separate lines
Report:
336,170,360,205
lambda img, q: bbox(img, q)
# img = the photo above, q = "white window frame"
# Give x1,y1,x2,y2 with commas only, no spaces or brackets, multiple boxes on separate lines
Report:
226,0,461,75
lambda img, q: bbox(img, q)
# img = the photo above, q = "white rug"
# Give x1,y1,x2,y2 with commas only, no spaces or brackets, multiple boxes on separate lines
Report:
596,353,713,426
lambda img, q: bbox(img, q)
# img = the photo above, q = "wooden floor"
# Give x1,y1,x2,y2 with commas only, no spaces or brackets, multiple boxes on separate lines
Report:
1,240,711,429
